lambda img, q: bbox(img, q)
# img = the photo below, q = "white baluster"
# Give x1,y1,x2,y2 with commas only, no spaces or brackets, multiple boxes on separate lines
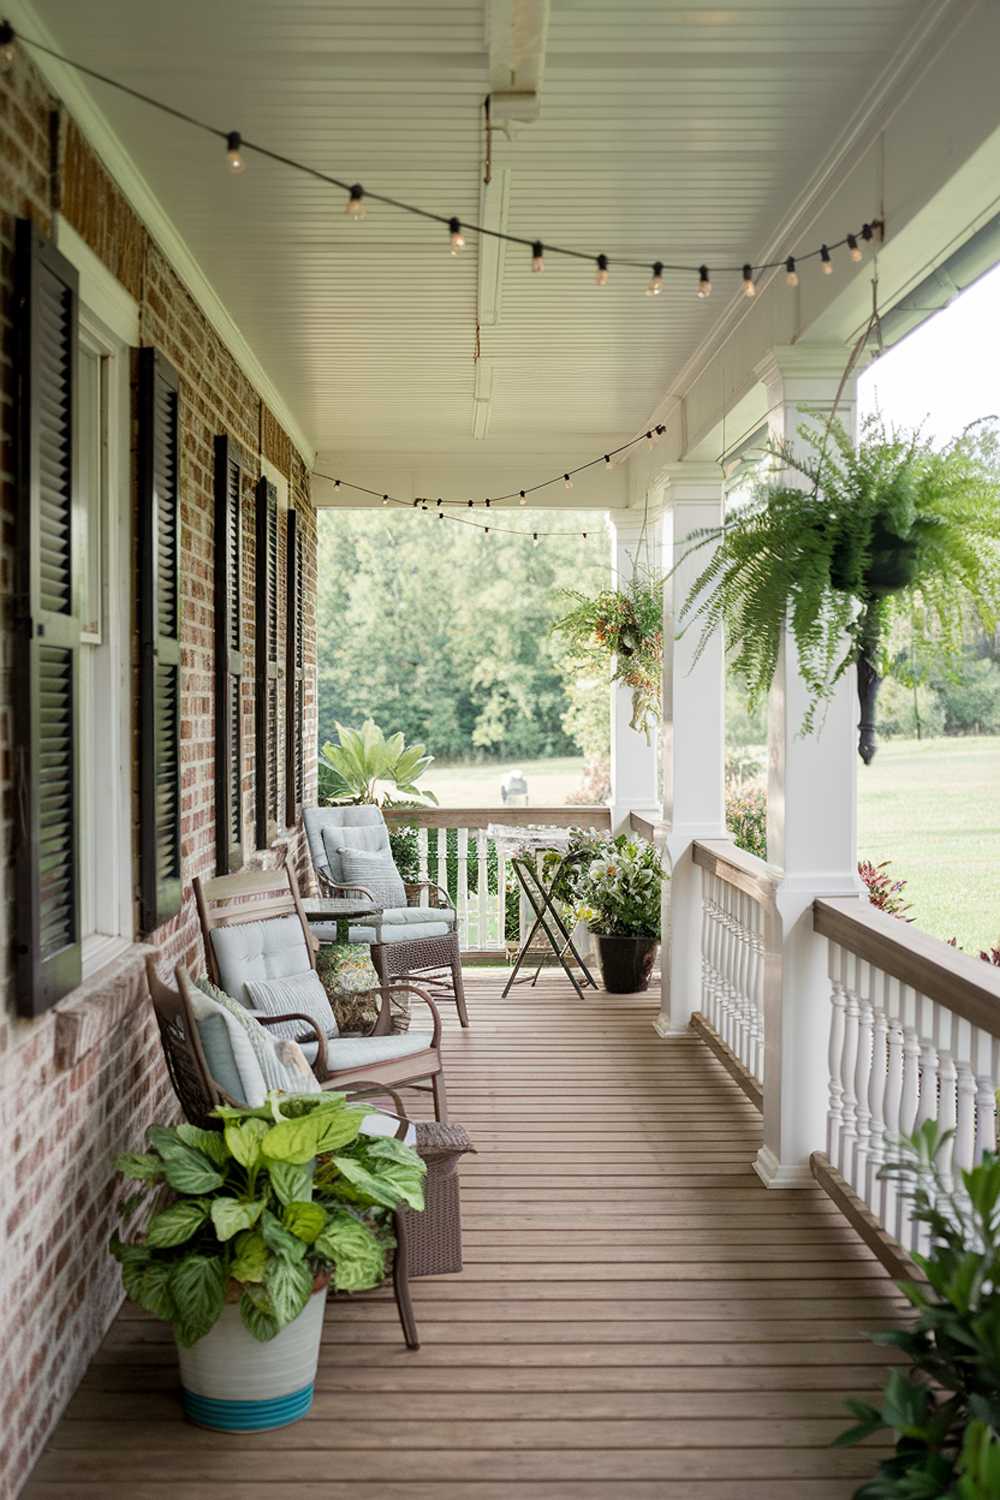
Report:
916,993,940,1130
496,839,507,952
477,829,489,953
827,943,847,1163
750,909,765,1086
853,961,874,1197
975,1033,999,1167
839,959,860,1184
896,986,921,1246
865,977,889,1220
436,824,449,922
457,827,469,950
417,827,429,895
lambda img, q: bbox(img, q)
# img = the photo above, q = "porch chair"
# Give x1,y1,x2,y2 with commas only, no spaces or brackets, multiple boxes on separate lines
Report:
303,805,469,1027
192,864,448,1119
144,957,472,1349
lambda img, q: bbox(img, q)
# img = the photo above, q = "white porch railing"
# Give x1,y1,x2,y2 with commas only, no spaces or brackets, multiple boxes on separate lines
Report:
690,841,777,1108
813,898,1000,1259
383,806,611,956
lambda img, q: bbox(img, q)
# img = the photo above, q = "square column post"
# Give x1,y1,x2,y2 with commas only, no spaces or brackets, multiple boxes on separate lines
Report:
607,513,660,833
655,465,727,1037
754,345,864,1187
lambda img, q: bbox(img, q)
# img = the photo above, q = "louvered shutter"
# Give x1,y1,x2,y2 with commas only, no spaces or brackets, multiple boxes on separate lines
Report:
214,435,246,873
255,475,279,847
12,218,82,1015
138,348,182,930
285,509,305,826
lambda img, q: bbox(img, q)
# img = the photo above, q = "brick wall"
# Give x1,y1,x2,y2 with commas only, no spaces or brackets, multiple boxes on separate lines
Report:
0,55,317,1500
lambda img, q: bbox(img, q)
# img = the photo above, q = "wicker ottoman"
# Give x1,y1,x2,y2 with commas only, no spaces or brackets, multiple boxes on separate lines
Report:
404,1121,474,1277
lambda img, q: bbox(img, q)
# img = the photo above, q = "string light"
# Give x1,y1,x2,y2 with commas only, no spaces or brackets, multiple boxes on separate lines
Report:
484,526,490,537
785,256,799,288
519,491,527,504
449,217,465,254
2,23,882,297
334,479,341,489
436,498,443,507
382,494,389,506
225,131,246,174
821,244,833,274
563,474,573,490
484,498,491,508
646,261,663,297
467,499,474,508
742,264,756,298
532,533,539,546
847,232,862,263
603,454,611,466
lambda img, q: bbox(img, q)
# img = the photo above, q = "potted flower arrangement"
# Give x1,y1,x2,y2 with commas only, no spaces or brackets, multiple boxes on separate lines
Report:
111,1092,425,1432
677,415,1000,762
552,571,664,740
569,833,665,993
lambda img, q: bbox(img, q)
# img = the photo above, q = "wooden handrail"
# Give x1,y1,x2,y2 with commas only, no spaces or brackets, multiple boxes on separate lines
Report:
628,812,663,843
692,838,779,912
814,897,1000,1037
381,806,611,830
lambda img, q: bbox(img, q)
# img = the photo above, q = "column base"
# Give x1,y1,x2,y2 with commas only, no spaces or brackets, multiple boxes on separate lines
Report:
652,1014,693,1038
753,1146,815,1189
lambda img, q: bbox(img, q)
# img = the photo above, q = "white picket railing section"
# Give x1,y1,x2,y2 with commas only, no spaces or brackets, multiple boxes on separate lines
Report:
691,841,777,1094
817,899,1000,1256
384,808,611,955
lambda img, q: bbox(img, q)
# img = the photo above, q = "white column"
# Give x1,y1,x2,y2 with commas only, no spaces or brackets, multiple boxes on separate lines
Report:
655,466,727,1038
753,345,864,1188
607,512,660,833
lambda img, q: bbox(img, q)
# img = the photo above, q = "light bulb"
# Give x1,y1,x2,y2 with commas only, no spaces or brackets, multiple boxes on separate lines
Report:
697,265,712,299
563,474,573,490
381,495,389,506
742,263,756,298
519,491,526,505
0,22,16,72
603,454,611,466
646,430,656,449
582,531,588,541
449,217,465,254
847,233,862,263
595,254,609,287
436,498,443,507
484,526,490,538
646,261,663,296
785,256,799,288
862,222,876,244
467,500,474,508
532,533,539,546
484,498,491,508
333,479,341,489
821,244,833,274
226,132,246,174
346,184,366,219
438,511,444,520
531,241,544,273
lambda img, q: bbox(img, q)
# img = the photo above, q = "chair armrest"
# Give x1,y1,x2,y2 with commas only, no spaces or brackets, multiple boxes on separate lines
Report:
374,983,442,1050
404,880,454,912
343,1082,411,1140
319,873,378,902
256,1012,328,1079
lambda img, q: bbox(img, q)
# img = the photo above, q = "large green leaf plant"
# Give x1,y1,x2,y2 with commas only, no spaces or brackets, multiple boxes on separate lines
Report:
836,1121,1000,1497
318,719,438,806
111,1092,425,1346
677,415,1000,761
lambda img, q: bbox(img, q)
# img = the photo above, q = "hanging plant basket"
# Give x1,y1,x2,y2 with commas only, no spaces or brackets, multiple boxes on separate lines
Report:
675,415,1000,763
552,572,665,741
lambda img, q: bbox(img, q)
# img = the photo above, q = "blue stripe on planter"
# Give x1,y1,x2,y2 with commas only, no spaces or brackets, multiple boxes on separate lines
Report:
181,1382,314,1431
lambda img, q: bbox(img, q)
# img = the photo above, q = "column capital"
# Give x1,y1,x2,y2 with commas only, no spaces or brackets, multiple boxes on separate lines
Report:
659,462,723,504
605,507,653,541
754,342,855,387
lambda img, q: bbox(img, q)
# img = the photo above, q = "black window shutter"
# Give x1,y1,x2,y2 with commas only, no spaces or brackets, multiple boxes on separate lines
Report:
138,348,183,930
285,509,304,825
12,218,82,1015
255,475,279,847
214,434,246,873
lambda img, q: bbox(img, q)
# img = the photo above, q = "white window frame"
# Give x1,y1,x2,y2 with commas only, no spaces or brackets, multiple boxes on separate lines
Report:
58,221,139,979
261,456,293,836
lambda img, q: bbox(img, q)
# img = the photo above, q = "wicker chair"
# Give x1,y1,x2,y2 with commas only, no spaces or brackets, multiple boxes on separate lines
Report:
144,957,473,1349
192,864,448,1120
303,806,469,1028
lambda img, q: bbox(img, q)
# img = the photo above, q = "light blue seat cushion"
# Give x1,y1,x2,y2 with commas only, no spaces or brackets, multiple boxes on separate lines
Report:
382,906,456,930
191,978,322,1106
243,969,338,1043
337,845,407,907
320,822,389,884
348,919,452,944
311,907,455,946
211,916,313,1004
299,1031,433,1069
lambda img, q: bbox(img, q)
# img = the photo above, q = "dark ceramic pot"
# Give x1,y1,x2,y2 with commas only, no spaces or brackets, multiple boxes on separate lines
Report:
596,935,659,994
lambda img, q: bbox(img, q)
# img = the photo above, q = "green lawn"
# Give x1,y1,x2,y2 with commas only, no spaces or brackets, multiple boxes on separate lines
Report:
422,756,586,808
858,736,1000,954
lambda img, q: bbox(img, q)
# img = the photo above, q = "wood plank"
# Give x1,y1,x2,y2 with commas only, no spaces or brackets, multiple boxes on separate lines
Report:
23,967,901,1500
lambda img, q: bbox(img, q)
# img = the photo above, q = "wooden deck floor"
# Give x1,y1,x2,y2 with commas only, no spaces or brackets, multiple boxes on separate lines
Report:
24,968,906,1500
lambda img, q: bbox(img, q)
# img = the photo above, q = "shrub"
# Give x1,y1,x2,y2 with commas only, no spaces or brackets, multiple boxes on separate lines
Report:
726,784,767,860
858,858,913,920
932,655,1000,735
875,676,946,739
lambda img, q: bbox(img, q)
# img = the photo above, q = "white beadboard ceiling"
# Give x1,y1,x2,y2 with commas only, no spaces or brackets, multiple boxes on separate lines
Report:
33,0,932,471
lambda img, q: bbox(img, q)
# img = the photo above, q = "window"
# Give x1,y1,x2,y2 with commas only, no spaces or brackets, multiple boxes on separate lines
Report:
76,311,133,975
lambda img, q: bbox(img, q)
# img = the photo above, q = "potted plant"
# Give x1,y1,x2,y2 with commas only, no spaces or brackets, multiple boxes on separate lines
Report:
836,1121,1000,1496
569,833,665,993
677,416,1000,762
111,1092,425,1431
552,571,665,740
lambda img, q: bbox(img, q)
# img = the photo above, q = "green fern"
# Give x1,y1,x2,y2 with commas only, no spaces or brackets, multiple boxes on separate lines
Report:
677,414,1000,735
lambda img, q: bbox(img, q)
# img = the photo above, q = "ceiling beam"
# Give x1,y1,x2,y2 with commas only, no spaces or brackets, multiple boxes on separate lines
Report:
486,0,550,122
